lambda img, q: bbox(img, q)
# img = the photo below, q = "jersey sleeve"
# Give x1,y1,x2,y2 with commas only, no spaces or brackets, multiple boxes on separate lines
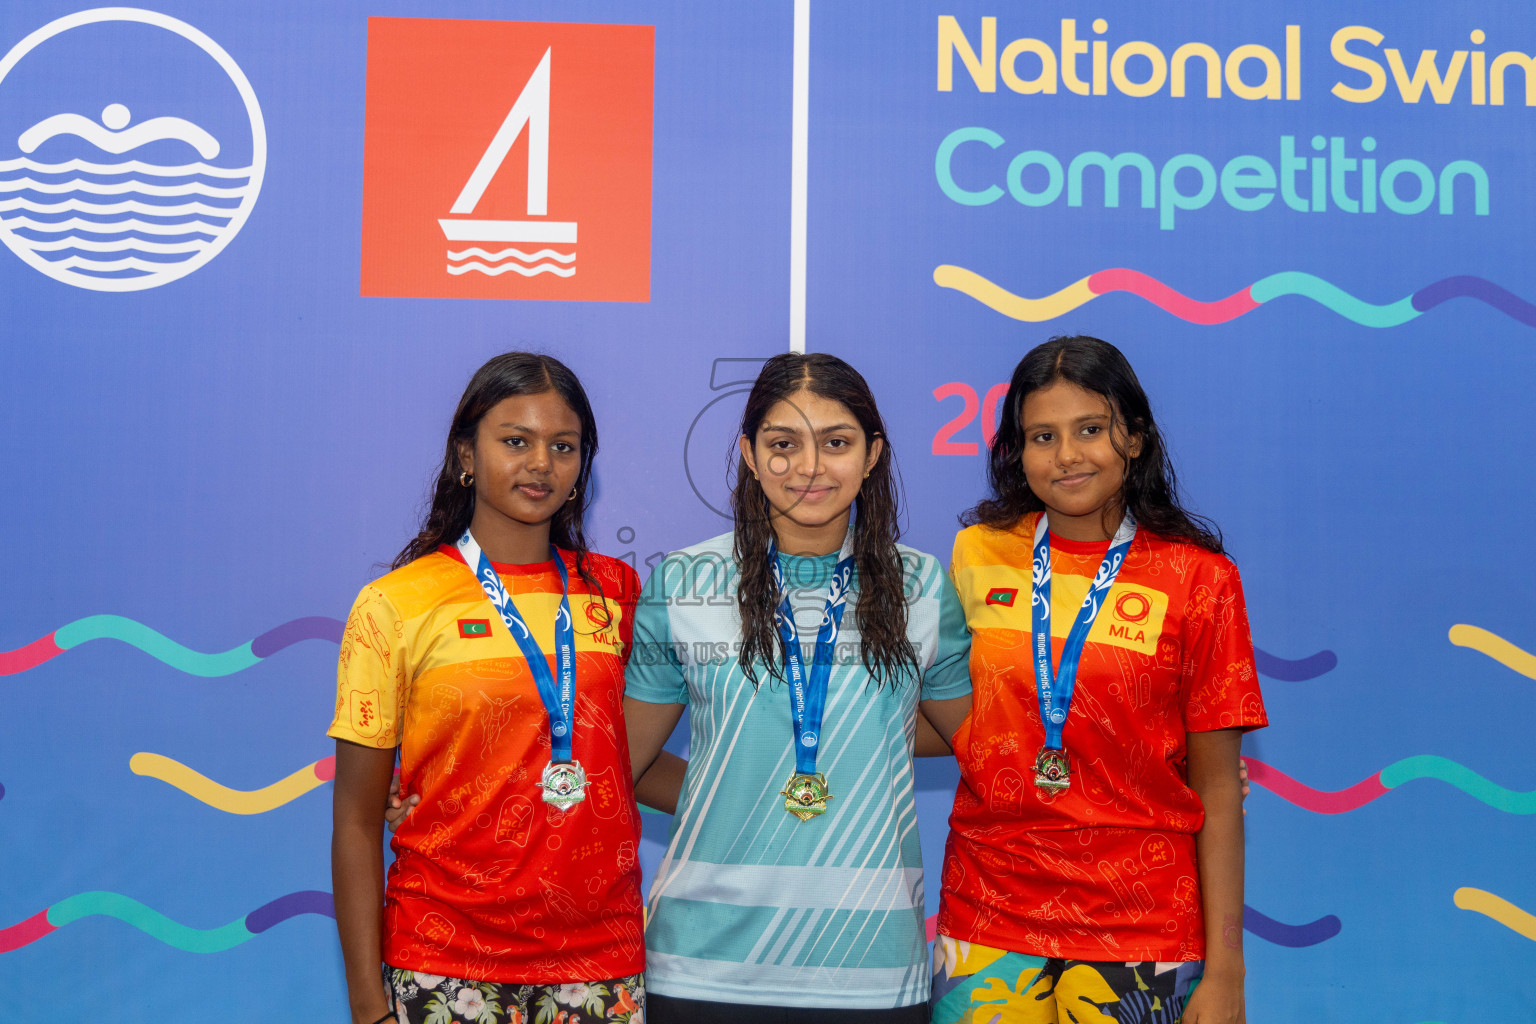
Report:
1181,556,1269,733
624,561,688,705
327,583,408,748
920,572,973,701
612,559,643,667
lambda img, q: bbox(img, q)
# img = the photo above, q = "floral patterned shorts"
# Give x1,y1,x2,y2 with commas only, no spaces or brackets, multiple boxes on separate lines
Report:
386,966,645,1024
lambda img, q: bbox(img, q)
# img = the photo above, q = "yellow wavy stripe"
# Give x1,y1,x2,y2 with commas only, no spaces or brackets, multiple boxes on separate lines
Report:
1448,624,1536,680
1454,887,1536,940
933,265,1095,322
129,752,326,815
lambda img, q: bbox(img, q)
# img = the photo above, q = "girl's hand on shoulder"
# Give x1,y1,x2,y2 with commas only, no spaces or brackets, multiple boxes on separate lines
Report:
1181,967,1245,1024
384,773,419,832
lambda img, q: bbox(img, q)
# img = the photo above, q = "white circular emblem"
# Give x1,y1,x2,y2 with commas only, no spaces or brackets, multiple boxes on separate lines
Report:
801,732,817,747
0,8,266,291
1049,709,1066,724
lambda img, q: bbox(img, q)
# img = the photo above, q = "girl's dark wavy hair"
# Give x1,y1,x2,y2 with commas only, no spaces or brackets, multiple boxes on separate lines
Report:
392,352,606,604
964,335,1224,553
732,353,918,689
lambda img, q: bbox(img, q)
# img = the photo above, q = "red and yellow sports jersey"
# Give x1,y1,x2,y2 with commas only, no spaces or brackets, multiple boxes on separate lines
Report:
938,514,1268,961
327,546,644,983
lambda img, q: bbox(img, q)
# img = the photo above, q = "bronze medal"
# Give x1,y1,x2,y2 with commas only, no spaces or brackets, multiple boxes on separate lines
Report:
1033,746,1071,797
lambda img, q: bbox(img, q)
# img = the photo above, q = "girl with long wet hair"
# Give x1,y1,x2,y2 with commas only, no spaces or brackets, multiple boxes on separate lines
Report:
927,336,1267,1024
330,352,647,1024
623,352,974,1024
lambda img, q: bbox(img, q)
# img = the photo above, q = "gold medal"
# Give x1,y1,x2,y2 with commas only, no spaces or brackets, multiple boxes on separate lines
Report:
780,772,834,821
1033,746,1071,797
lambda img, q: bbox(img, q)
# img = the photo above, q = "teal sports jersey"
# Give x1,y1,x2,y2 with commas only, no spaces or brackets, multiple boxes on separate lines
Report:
625,532,972,1009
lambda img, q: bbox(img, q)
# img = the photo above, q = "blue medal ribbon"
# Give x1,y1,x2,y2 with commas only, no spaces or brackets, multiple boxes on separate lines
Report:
456,529,576,763
769,531,856,776
1031,513,1137,751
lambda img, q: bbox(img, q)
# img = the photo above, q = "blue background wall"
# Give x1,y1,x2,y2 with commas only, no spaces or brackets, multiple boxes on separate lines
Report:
1,3,1532,1021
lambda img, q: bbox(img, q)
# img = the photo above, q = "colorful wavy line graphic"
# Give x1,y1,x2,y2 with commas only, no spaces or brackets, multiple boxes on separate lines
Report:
921,905,1337,946
933,265,1536,329
0,615,342,676
0,890,334,955
1239,905,1342,947
1449,624,1536,680
130,752,335,814
1454,887,1536,941
1253,648,1336,682
1247,756,1536,814
4,614,1331,689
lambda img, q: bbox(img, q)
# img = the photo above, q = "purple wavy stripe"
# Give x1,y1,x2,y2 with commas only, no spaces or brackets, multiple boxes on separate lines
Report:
0,781,5,802
1243,904,1341,947
246,890,334,934
250,617,344,658
1253,648,1337,681
1412,276,1536,327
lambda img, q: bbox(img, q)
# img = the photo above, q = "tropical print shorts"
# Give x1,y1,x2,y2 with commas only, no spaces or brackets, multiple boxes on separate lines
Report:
386,966,645,1024
930,935,1202,1024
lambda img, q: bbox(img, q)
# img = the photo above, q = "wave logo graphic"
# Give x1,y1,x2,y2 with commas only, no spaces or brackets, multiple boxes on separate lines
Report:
0,8,265,291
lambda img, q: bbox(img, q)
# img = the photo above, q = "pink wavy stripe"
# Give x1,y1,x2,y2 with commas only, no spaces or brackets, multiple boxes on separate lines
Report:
0,910,55,954
1089,268,1259,325
0,633,62,675
1245,757,1388,814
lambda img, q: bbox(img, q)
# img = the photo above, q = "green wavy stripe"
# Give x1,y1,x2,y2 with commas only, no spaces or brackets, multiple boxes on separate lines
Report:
53,615,259,677
1380,755,1536,814
1250,273,1420,327
46,892,253,953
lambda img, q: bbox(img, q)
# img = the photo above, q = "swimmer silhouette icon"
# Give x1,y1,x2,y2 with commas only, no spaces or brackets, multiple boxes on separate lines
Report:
18,104,220,160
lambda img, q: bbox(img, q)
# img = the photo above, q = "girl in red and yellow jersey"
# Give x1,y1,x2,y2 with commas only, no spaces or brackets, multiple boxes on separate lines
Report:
927,336,1267,1024
330,353,645,1024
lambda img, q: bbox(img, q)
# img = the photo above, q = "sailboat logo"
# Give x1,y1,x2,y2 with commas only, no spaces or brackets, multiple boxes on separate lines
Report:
0,9,265,292
440,48,576,280
360,17,652,303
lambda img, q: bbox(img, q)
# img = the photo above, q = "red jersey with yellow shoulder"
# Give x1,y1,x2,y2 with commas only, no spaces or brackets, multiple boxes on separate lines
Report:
327,546,644,983
938,513,1268,961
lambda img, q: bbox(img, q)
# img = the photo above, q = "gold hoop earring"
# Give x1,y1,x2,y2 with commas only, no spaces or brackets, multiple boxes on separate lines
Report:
458,471,473,487
567,489,578,503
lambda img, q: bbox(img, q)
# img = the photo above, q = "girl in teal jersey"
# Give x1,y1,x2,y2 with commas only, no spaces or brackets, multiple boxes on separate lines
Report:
623,352,973,1023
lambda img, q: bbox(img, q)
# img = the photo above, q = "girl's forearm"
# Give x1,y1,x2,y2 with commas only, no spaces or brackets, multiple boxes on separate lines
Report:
914,706,955,756
1188,728,1246,977
332,740,397,1023
634,749,686,814
333,822,390,1021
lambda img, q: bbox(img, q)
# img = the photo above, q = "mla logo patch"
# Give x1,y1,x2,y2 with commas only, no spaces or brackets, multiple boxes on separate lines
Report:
1114,591,1152,624
458,618,492,639
360,17,654,302
985,587,1018,607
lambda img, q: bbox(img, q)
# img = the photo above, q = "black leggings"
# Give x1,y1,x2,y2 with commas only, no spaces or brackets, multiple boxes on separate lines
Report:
647,993,928,1024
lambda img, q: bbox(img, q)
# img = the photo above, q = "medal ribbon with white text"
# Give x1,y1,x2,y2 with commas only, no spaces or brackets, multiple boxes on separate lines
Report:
769,531,856,777
1031,513,1137,752
456,529,576,764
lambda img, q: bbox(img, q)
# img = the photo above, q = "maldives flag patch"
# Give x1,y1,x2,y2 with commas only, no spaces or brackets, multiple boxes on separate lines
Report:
458,618,492,638
985,587,1019,607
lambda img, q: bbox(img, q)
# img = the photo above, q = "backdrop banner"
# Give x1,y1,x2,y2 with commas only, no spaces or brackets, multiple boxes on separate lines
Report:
1,3,1532,1021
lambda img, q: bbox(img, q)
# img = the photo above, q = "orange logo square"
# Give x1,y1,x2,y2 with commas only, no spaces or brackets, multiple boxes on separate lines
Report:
360,17,653,302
